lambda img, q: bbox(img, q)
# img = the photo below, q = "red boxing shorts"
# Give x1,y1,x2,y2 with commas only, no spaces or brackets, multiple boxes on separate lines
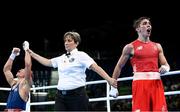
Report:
132,72,168,111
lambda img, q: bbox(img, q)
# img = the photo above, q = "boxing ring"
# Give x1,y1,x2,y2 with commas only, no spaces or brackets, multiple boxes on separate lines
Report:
0,70,180,112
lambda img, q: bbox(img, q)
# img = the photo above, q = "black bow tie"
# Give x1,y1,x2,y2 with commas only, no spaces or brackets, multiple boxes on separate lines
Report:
65,52,71,57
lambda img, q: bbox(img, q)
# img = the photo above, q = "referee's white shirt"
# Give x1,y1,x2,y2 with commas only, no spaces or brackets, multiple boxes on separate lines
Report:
51,48,95,90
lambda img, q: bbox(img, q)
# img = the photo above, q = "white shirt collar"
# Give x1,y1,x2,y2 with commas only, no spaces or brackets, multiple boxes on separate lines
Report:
69,48,78,55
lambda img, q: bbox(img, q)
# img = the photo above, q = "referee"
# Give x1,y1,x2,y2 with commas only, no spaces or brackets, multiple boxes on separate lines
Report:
26,31,117,111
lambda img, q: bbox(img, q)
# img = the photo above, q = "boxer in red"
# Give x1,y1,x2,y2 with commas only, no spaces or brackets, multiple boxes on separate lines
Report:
109,16,170,111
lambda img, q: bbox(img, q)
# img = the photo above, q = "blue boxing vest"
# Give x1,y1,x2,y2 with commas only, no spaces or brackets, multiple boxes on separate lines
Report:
6,84,26,110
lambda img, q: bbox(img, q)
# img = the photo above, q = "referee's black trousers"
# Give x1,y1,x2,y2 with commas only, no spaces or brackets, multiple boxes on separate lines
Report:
54,86,89,111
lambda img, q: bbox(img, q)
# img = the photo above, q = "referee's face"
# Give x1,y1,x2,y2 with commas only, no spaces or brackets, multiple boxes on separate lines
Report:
64,36,78,52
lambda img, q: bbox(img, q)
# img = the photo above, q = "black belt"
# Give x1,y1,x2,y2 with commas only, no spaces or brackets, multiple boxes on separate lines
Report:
58,86,85,95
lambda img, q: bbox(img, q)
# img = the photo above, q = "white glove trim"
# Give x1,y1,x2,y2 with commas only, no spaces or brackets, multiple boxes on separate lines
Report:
109,86,119,98
23,41,29,51
9,53,16,60
161,65,170,72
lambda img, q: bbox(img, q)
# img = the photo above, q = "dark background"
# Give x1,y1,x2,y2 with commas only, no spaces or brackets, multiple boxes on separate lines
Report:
0,2,180,87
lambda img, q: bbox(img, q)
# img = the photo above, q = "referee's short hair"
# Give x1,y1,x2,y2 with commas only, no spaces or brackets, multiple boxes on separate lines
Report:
64,31,81,45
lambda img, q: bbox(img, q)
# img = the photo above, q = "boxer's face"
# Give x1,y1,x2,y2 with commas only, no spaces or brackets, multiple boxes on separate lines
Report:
16,69,25,78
